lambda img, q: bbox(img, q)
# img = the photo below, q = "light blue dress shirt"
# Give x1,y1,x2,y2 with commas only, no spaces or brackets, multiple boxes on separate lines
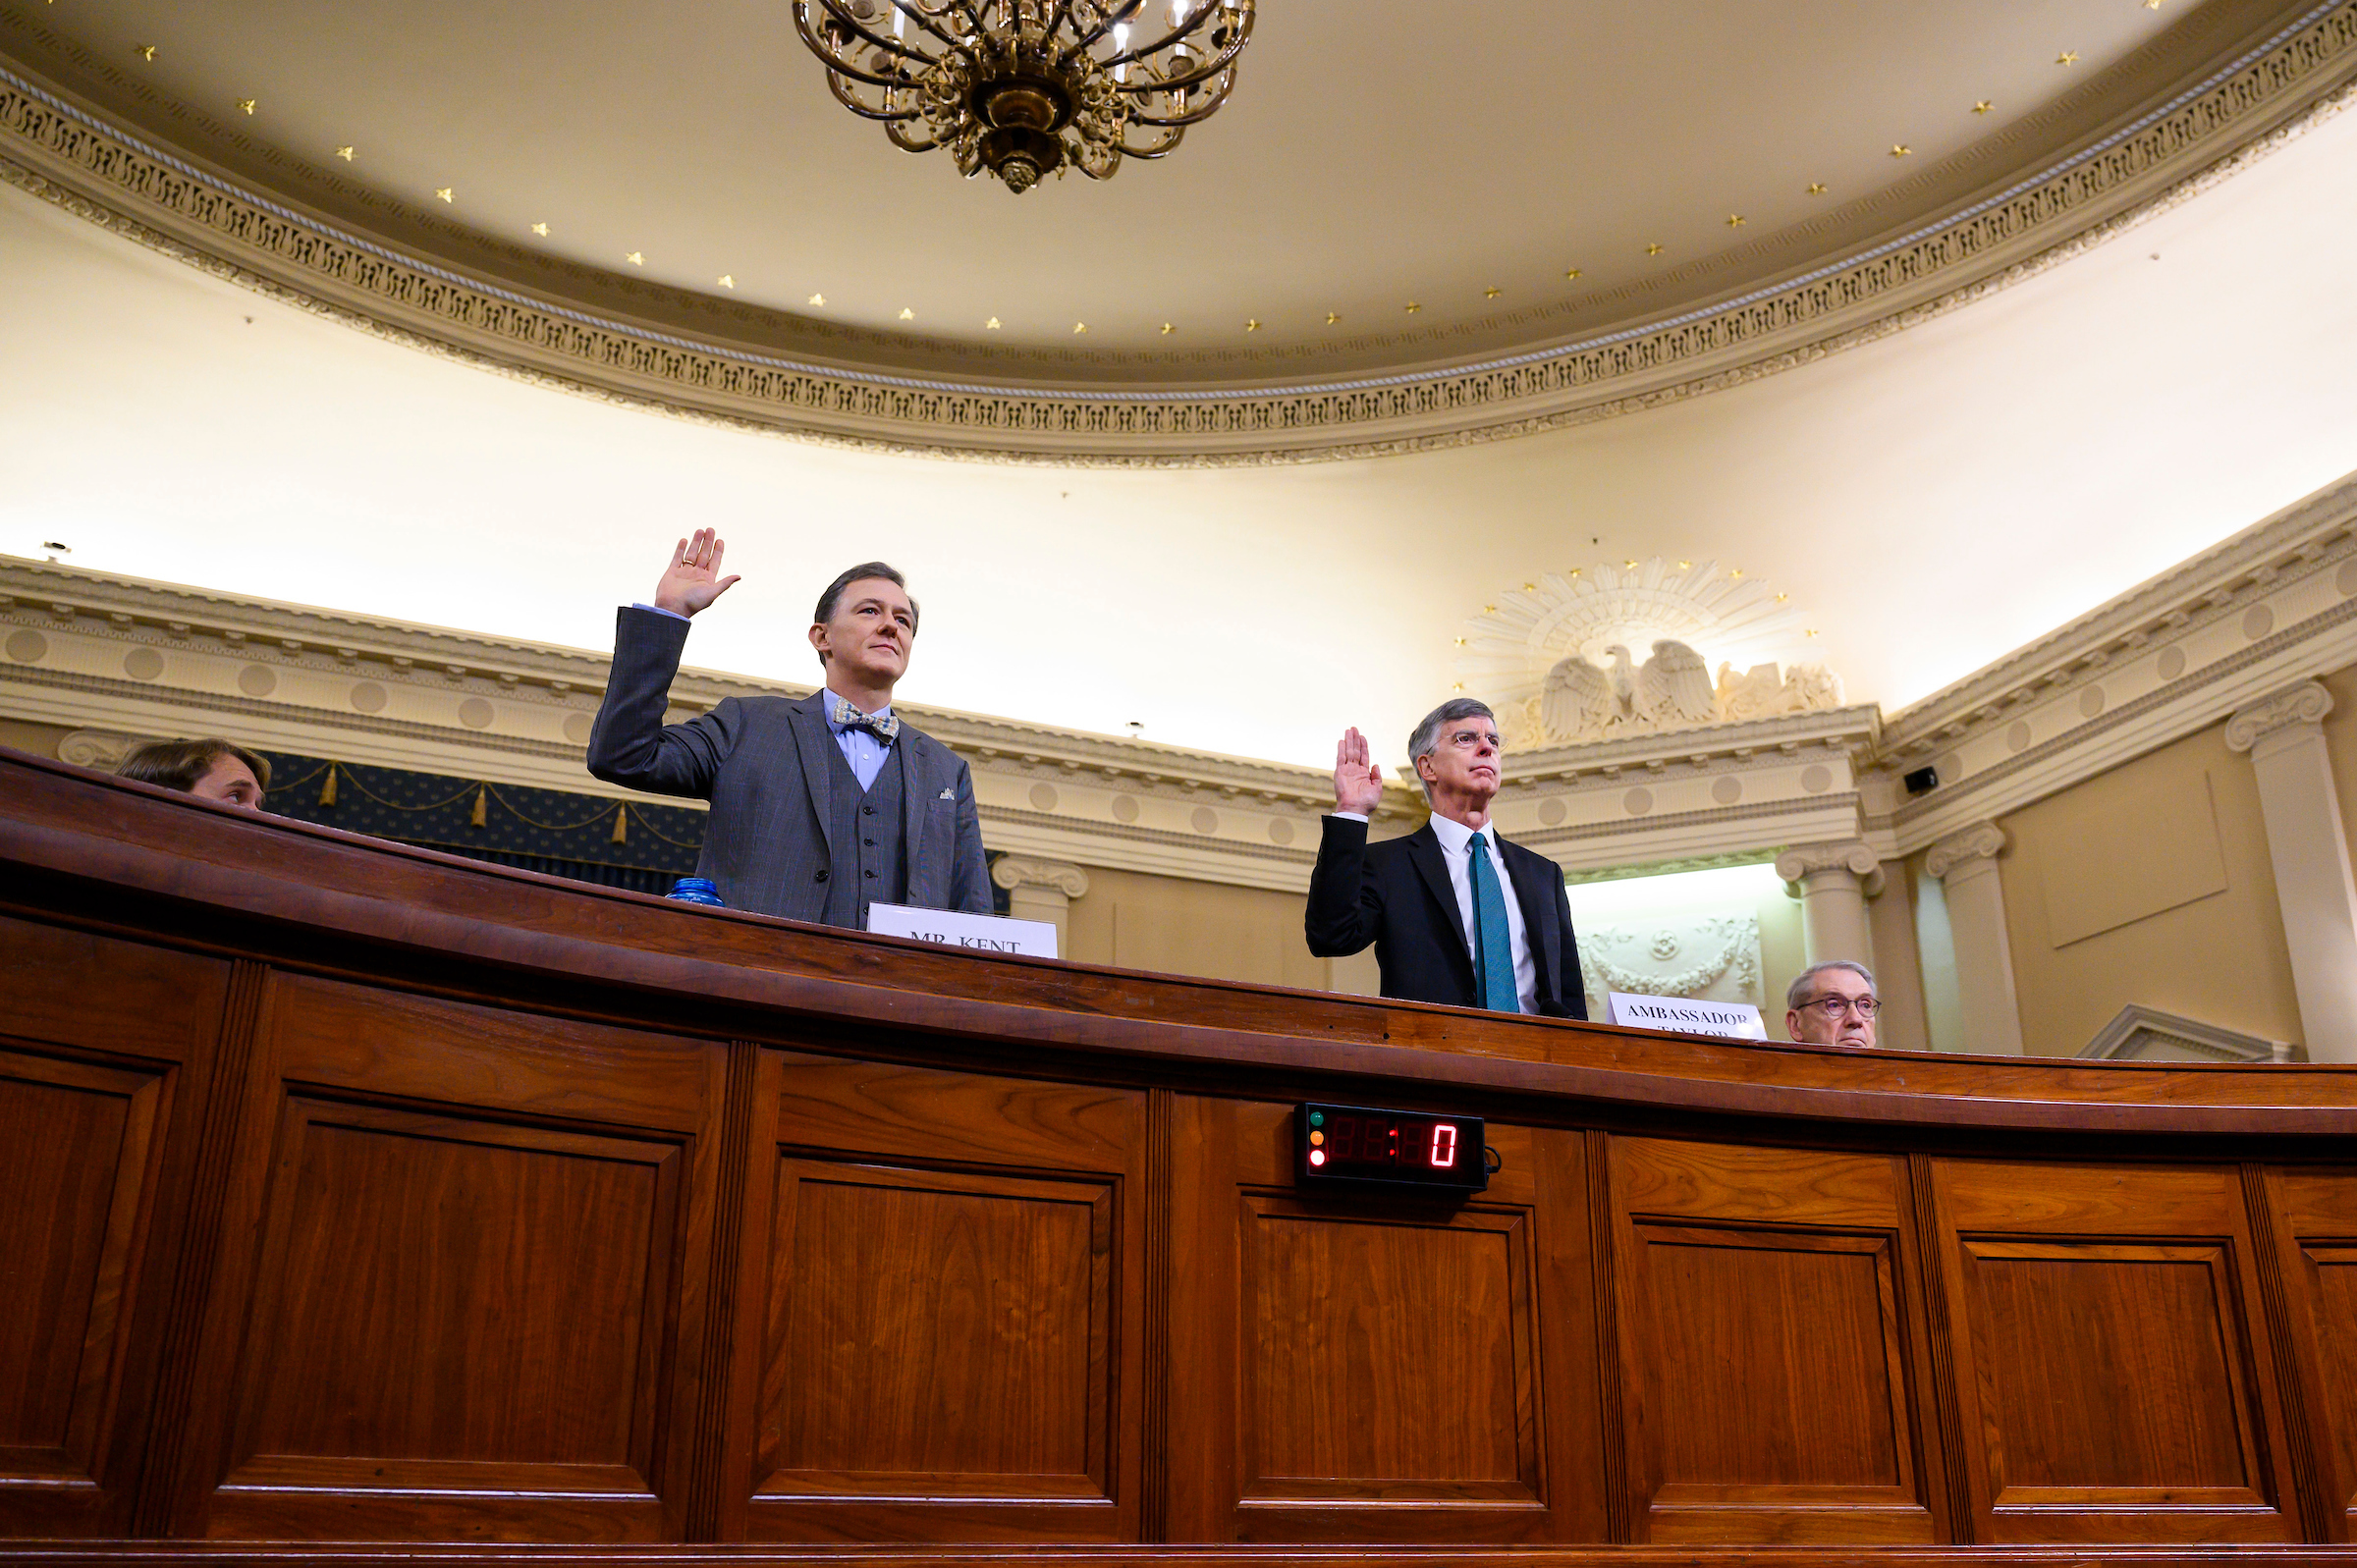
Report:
630,603,894,789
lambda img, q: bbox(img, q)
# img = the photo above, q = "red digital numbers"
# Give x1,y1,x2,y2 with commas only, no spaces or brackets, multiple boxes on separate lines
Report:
1430,1123,1457,1168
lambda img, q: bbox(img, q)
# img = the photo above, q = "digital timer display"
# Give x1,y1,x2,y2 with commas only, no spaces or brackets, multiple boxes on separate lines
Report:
1294,1103,1488,1193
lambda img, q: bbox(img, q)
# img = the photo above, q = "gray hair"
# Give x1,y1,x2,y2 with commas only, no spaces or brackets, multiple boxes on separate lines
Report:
1786,959,1876,1011
1406,698,1498,801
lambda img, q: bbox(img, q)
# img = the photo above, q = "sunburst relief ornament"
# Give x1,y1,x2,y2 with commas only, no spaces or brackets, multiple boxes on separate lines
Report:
791,0,1255,194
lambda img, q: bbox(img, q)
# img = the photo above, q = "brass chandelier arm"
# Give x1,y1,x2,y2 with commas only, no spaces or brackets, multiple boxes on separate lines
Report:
882,0,969,56
795,0,936,77
1125,79,1234,128
1117,124,1186,158
1056,0,1148,66
824,68,926,121
885,119,944,151
1118,15,1252,90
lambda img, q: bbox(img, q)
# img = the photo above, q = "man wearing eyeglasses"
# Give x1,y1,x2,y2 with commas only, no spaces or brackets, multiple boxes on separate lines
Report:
1785,960,1881,1049
1306,698,1588,1018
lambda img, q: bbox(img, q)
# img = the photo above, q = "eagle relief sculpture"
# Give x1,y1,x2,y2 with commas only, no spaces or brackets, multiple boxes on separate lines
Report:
1456,559,1847,746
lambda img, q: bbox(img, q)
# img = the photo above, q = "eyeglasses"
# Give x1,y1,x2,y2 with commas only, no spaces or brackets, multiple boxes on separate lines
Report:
1802,995,1881,1020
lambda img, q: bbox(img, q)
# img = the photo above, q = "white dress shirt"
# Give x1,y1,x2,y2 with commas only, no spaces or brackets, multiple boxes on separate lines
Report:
1336,810,1538,1013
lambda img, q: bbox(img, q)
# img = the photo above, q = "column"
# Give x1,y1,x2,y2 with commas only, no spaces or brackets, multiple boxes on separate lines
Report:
1775,840,1880,971
1924,822,2025,1056
988,855,1090,958
2226,680,2357,1062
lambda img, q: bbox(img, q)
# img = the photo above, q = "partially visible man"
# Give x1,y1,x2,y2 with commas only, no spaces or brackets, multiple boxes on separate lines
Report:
587,528,989,928
1785,960,1880,1049
1305,698,1586,1017
114,737,271,810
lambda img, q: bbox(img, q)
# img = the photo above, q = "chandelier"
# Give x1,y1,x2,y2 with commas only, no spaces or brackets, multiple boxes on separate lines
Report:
791,0,1256,194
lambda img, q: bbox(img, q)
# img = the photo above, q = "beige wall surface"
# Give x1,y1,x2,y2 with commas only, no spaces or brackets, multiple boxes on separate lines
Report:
1063,863,1334,994
1995,719,2299,1057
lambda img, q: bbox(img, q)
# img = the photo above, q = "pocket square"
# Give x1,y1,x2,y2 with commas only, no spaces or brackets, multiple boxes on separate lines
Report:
938,787,955,799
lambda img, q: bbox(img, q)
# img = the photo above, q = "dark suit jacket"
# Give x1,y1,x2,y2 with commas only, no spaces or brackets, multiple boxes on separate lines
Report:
586,606,990,923
1305,815,1588,1018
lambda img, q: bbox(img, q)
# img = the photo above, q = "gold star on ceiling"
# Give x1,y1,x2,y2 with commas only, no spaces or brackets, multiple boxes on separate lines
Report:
235,98,255,115
898,306,913,319
1405,301,1421,312
1453,637,1466,647
1645,242,1664,255
1973,100,1994,114
1072,321,1087,334
1564,268,1581,280
1728,568,1745,578
1160,323,1175,335
2056,50,2079,65
1325,310,1340,324
1483,604,1498,614
1890,144,1912,157
1521,580,1537,590
625,251,643,265
334,145,356,161
1806,182,1827,194
1622,560,1637,568
135,44,155,60
530,221,548,236
1245,319,1260,331
717,275,735,289
1726,214,1745,228
809,293,825,306
986,317,1001,329
1483,286,1502,298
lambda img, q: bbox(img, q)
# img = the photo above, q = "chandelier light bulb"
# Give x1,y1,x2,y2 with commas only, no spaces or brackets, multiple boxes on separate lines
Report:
792,0,1256,193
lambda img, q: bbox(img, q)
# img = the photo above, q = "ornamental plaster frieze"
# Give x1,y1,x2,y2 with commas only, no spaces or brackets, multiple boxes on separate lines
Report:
2,3,2354,462
1874,473,2357,851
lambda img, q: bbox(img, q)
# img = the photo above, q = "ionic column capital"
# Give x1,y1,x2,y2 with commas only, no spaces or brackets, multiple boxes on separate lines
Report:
1926,822,2007,881
2225,680,2333,754
1774,839,1879,884
989,855,1091,898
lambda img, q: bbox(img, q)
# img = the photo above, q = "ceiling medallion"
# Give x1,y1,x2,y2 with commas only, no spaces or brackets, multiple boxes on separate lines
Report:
791,0,1254,194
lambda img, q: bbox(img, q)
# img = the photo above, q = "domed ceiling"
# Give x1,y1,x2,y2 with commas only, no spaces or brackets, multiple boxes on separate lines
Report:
3,0,2351,459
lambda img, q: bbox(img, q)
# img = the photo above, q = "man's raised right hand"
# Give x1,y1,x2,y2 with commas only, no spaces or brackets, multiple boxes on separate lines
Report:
652,527,741,617
1332,727,1386,816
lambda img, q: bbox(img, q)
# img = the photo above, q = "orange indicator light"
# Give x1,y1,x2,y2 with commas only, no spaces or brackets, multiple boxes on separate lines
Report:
1309,1130,1324,1146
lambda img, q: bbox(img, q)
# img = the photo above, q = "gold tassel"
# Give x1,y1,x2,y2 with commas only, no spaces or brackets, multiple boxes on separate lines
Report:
469,784,487,829
317,764,338,807
611,806,628,844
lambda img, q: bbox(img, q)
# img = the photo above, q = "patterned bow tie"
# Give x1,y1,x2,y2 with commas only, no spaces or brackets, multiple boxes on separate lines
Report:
829,696,900,742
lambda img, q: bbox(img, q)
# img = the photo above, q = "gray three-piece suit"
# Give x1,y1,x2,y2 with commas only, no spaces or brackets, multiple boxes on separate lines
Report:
586,606,992,926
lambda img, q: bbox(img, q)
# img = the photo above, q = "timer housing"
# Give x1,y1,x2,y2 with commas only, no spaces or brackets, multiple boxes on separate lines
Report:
1294,1102,1489,1194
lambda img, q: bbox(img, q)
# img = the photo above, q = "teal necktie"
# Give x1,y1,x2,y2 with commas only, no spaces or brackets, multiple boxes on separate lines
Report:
1467,832,1519,1013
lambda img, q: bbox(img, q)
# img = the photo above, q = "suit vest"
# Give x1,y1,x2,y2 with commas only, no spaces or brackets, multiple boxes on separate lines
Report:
819,734,907,930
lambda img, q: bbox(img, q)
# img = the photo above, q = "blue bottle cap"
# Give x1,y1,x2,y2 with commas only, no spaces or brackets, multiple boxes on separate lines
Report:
665,876,725,906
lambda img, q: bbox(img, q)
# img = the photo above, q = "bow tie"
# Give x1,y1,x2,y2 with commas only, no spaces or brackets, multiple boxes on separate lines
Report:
829,697,900,743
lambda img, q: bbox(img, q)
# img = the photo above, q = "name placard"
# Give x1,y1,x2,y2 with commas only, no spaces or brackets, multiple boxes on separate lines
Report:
1608,992,1769,1041
866,902,1059,959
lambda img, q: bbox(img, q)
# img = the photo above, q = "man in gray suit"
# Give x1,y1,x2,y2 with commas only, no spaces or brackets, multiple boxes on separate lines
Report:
587,528,991,927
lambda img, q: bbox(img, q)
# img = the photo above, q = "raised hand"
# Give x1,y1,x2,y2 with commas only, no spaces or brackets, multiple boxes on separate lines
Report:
1332,727,1385,815
652,528,741,617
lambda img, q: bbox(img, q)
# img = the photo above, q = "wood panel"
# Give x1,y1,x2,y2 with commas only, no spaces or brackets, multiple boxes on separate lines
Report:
1608,1137,1942,1545
2263,1166,2357,1541
1166,1096,1601,1544
157,973,721,1542
0,913,228,1539
741,1054,1143,1543
1927,1159,2299,1544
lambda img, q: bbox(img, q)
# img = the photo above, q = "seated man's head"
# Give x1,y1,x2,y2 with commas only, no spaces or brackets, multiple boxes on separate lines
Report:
1785,960,1879,1048
1408,698,1503,817
114,737,271,811
808,562,918,696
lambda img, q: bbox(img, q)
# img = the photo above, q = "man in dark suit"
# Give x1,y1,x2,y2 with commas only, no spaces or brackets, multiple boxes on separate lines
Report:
587,528,990,927
1305,698,1587,1017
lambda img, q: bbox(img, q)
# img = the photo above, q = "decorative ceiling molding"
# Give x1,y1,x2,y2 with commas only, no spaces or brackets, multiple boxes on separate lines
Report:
3,0,2354,463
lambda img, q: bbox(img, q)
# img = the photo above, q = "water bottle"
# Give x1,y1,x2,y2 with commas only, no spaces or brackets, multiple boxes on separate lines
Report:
666,877,726,906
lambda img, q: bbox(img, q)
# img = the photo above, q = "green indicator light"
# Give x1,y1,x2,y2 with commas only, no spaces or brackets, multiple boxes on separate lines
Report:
1309,1112,1324,1127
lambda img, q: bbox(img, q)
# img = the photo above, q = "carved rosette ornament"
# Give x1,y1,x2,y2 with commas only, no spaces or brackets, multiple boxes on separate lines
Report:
2224,680,2334,753
1454,559,1846,747
1925,821,2008,881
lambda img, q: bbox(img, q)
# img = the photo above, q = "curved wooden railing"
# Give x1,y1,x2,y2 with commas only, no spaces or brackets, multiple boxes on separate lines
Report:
2,748,2353,1564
